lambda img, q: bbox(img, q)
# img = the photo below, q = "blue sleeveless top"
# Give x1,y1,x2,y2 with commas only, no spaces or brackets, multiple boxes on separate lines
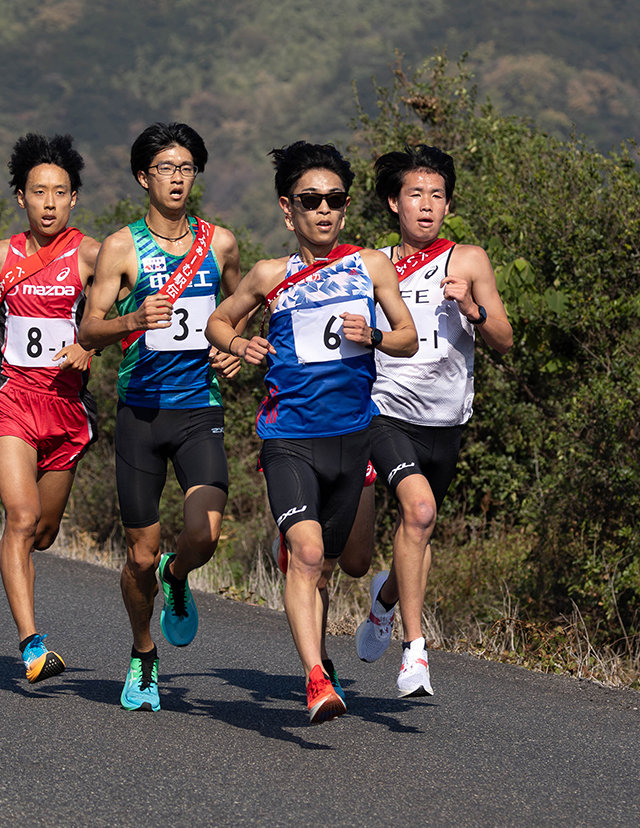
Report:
256,251,377,439
116,217,222,409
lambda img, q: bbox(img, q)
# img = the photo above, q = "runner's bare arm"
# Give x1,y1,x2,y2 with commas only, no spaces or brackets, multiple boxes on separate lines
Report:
341,248,418,357
207,258,285,366
208,227,246,378
52,234,104,369
442,244,513,354
78,229,172,350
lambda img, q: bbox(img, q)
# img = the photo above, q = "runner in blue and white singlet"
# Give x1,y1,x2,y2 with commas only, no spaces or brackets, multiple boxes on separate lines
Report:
256,250,377,439
207,142,417,725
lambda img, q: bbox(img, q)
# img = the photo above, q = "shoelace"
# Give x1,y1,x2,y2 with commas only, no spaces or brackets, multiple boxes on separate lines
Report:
138,659,156,691
169,580,187,617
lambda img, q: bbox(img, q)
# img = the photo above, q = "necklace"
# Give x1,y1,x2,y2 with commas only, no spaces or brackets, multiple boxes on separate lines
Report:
144,217,190,242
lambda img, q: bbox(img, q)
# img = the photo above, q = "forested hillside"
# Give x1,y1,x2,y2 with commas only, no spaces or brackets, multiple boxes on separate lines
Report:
0,0,638,249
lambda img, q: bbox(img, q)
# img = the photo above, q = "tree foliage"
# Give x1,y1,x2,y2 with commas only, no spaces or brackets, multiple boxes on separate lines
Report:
347,55,640,642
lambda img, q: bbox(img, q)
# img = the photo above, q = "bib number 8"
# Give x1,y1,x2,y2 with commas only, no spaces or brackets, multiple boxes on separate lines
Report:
27,327,43,359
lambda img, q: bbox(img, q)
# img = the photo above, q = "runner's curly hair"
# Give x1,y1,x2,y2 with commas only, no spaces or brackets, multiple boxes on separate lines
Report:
130,122,208,178
375,145,456,211
8,133,84,194
269,141,354,196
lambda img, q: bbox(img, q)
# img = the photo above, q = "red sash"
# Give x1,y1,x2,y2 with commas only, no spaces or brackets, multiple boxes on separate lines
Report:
394,238,455,282
0,227,84,303
121,217,215,351
260,244,362,335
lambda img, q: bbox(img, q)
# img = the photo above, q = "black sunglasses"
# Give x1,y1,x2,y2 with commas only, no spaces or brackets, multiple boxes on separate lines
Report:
289,191,348,210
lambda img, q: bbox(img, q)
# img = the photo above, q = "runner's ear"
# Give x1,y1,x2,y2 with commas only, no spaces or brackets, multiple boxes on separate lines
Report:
16,190,26,209
338,195,351,231
279,195,295,232
70,191,78,209
137,170,150,191
388,195,399,215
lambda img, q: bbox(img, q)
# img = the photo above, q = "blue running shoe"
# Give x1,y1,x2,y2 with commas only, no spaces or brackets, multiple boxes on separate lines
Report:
158,553,198,647
120,655,160,712
22,634,65,684
322,658,345,702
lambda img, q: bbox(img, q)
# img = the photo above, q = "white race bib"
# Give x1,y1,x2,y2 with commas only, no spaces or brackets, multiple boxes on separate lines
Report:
145,295,216,352
413,305,449,362
4,316,76,367
291,298,371,364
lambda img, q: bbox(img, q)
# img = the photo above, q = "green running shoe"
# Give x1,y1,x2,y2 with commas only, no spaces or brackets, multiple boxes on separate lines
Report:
158,553,198,647
120,655,160,712
322,658,345,702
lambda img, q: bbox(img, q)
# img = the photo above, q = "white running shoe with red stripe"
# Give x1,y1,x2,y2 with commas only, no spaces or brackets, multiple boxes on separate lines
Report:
397,636,434,697
355,571,395,662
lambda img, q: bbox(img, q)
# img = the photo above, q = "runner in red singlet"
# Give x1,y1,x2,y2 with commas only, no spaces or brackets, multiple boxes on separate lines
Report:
0,134,100,683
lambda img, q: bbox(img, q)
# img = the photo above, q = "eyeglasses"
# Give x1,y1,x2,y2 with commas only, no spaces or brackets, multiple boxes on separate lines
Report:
289,191,348,210
148,162,198,178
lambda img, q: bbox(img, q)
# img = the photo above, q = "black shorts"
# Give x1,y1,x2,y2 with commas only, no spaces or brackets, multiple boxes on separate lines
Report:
259,428,370,559
115,403,228,529
369,415,463,509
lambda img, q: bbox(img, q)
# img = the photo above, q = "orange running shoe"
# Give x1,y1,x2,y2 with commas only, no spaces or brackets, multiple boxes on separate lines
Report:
306,664,346,724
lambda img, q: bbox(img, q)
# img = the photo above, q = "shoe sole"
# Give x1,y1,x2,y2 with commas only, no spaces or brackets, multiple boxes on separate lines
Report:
121,699,161,712
398,684,434,698
26,651,66,684
309,694,347,725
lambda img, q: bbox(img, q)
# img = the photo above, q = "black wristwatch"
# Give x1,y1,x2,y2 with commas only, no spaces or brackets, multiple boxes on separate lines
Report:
370,327,383,347
467,305,487,325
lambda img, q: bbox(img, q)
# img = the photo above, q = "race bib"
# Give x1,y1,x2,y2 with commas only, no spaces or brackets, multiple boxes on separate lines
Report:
4,316,76,367
145,294,216,352
291,298,371,364
413,305,449,362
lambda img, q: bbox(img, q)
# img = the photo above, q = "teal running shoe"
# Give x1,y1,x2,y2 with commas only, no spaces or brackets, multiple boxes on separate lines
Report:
120,655,160,712
22,633,65,684
158,553,198,647
322,658,345,702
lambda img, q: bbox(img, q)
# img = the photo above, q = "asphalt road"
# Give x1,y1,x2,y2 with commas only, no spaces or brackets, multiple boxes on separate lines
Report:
0,552,638,827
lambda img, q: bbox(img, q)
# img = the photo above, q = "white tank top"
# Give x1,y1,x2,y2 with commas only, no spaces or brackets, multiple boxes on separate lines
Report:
372,245,475,426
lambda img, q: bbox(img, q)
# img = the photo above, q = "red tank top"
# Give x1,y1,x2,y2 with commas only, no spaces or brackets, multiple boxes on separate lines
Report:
0,231,87,397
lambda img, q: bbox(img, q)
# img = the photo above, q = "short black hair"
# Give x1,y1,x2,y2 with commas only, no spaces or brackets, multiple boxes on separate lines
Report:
130,122,208,178
269,141,355,197
375,145,456,210
8,133,84,194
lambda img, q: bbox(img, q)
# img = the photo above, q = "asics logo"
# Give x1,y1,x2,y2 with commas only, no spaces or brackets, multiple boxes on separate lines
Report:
210,427,224,434
56,267,71,281
22,284,75,296
388,461,415,483
276,504,307,527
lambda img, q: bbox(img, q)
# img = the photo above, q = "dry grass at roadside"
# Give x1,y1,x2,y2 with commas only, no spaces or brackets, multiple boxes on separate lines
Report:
46,522,640,691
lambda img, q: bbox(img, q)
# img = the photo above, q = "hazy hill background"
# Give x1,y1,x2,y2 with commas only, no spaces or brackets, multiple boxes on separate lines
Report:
1,0,639,251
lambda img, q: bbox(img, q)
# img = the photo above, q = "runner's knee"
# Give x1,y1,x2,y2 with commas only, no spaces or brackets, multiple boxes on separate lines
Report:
288,539,324,573
401,497,437,537
4,506,40,544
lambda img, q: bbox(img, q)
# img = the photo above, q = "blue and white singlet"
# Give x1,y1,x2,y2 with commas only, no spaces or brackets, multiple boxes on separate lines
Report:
256,251,377,439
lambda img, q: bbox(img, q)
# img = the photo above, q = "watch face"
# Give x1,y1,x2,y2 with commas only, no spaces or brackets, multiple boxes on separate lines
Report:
371,327,383,346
